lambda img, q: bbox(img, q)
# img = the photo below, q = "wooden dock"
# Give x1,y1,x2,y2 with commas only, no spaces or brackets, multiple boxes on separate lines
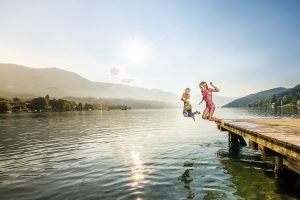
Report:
217,118,300,175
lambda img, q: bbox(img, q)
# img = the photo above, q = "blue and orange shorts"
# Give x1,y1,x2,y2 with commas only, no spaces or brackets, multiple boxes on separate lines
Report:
183,109,193,117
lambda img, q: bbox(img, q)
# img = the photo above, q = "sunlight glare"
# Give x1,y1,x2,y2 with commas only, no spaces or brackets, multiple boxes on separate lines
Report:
131,147,144,187
122,38,150,64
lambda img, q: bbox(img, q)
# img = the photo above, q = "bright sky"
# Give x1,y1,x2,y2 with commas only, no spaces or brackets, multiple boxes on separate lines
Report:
0,0,300,97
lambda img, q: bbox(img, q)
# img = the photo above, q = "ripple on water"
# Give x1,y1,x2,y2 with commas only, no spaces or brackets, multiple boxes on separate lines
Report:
0,109,299,200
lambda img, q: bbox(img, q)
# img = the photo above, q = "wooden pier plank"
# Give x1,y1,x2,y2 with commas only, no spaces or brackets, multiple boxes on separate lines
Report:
218,119,300,161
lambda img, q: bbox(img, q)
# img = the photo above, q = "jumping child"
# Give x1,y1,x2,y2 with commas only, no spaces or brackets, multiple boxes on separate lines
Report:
199,82,224,126
181,88,200,121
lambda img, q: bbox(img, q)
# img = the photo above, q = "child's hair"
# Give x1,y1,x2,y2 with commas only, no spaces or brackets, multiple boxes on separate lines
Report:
199,81,208,90
185,87,190,91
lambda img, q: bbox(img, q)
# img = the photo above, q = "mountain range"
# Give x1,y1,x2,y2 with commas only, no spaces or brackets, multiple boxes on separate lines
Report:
0,63,236,107
0,63,178,101
223,87,294,107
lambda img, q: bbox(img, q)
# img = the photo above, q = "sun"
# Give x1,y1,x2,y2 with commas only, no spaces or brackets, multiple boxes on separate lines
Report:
122,38,150,64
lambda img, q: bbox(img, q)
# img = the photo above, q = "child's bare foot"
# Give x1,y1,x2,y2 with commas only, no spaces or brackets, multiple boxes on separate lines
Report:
220,120,225,126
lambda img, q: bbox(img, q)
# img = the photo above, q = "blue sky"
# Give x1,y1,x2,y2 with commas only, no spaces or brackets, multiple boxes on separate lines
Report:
0,0,299,97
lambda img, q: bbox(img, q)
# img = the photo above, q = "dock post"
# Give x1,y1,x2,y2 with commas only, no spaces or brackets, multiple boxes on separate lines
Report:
248,140,258,150
237,135,247,147
228,132,239,153
258,145,266,156
258,145,278,157
274,156,284,173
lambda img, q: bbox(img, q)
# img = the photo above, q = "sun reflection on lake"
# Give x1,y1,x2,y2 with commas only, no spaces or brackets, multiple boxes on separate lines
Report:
131,146,144,188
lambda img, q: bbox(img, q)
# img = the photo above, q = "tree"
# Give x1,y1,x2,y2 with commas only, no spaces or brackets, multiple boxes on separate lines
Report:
49,99,63,111
0,100,12,113
30,97,47,111
45,94,50,106
13,97,21,104
62,100,72,111
296,93,300,100
258,100,264,107
282,95,292,105
49,99,76,111
84,103,94,111
271,94,277,104
77,102,83,111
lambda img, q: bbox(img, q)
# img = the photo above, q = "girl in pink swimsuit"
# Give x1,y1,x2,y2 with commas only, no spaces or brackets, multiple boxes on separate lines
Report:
199,81,224,126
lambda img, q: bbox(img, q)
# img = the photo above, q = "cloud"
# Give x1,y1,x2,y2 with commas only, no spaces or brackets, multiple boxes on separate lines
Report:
110,67,120,76
121,78,134,83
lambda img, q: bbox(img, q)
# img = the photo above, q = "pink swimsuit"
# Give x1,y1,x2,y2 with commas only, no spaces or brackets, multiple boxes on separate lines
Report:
202,90,215,110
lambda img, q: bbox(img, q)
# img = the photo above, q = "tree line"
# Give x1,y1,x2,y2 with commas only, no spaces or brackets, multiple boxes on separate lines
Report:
0,95,130,113
248,84,300,107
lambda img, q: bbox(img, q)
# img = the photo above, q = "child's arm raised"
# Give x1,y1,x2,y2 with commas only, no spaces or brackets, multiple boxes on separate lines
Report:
209,82,220,92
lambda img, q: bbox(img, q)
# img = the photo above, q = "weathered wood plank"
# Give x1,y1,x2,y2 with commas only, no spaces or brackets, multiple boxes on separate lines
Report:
283,157,300,174
217,118,300,173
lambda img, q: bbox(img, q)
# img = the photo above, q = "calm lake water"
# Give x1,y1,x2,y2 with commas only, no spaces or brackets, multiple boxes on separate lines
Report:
0,108,299,200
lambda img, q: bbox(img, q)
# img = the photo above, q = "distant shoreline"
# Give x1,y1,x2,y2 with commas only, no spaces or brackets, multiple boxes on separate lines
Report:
0,95,131,113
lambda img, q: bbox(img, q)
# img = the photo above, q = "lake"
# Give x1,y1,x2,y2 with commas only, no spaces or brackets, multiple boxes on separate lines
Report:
0,108,299,200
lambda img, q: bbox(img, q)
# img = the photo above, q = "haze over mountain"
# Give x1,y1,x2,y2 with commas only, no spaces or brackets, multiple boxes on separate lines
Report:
0,63,236,107
0,64,179,101
223,87,288,107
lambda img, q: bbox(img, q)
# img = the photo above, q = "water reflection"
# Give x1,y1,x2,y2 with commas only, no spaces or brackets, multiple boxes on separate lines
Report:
244,106,299,118
179,167,195,199
131,146,144,188
217,148,299,199
1,109,299,199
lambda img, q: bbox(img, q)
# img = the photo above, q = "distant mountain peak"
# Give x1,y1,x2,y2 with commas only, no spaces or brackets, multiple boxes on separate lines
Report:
0,63,179,103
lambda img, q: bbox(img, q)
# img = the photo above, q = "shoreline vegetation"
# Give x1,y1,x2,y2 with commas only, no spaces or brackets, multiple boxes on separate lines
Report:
0,94,131,113
248,90,300,108
223,84,300,109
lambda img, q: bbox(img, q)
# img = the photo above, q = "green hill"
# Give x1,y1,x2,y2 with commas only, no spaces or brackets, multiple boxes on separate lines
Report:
248,84,300,107
223,87,287,107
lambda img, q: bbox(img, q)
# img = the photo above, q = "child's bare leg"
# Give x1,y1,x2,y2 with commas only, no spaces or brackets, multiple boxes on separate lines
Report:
191,115,195,121
202,108,209,120
190,111,199,122
192,111,200,116
207,107,224,125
